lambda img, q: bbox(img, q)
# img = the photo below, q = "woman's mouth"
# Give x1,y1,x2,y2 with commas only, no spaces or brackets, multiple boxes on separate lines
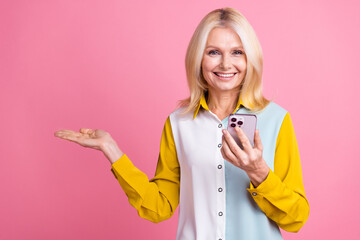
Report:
213,72,237,80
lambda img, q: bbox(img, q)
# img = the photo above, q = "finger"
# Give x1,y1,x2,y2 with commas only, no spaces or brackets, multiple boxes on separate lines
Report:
55,132,81,143
54,130,71,138
222,129,247,160
221,145,236,167
54,130,82,139
80,128,95,135
55,129,78,135
234,127,253,153
254,129,263,151
221,136,238,165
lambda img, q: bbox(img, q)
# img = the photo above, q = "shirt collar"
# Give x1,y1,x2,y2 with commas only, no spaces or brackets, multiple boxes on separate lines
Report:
193,93,244,119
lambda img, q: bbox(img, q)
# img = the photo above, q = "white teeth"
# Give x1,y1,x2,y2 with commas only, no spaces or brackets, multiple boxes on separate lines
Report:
216,73,235,77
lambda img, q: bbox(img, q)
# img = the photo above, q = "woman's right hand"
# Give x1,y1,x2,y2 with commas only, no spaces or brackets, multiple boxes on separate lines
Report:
54,128,124,164
54,128,112,150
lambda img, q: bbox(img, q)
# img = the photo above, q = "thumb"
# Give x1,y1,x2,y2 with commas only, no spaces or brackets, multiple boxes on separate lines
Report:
80,128,95,134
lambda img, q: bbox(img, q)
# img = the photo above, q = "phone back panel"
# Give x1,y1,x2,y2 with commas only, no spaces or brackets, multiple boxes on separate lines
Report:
227,114,257,148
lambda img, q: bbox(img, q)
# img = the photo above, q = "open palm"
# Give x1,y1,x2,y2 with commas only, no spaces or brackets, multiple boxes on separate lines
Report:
54,128,110,150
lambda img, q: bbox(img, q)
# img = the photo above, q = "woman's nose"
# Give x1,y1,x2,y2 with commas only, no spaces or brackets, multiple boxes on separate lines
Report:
220,55,231,69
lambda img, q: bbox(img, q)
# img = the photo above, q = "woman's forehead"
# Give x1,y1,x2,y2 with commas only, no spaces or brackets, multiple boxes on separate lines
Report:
206,27,244,48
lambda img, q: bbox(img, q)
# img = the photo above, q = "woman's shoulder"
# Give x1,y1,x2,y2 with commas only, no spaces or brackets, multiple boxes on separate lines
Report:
264,101,288,114
257,101,288,122
169,106,194,120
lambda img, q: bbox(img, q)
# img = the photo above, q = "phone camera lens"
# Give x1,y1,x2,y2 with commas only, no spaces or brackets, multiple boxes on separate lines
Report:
237,121,243,125
231,118,237,122
230,123,236,127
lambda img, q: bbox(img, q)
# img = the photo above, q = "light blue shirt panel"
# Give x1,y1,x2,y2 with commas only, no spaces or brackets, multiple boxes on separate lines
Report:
222,102,287,240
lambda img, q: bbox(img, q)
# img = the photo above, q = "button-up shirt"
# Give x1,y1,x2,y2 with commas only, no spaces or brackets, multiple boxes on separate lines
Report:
111,95,309,240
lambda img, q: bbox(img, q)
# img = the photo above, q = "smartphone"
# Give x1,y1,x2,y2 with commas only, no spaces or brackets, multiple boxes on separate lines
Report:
227,114,257,149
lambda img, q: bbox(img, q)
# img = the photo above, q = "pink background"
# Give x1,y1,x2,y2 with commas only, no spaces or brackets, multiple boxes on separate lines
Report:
1,0,359,239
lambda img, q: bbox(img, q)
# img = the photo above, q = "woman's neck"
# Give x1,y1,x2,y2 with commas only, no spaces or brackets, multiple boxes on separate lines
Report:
206,89,239,121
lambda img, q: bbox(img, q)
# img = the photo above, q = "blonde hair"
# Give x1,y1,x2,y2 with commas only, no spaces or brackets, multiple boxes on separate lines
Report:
179,7,269,114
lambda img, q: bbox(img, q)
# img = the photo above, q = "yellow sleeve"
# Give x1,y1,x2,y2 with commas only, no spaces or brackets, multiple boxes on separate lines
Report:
110,117,180,223
247,113,310,232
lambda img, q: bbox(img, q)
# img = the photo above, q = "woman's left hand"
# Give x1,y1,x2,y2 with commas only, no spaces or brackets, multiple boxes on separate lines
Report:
221,127,270,187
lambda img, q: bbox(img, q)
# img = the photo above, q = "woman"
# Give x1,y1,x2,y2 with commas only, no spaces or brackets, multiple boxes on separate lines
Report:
55,7,309,240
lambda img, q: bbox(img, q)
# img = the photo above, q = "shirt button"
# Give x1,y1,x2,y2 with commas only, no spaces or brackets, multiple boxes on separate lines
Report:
218,211,223,216
218,143,222,148
252,192,257,196
217,164,222,169
218,187,223,192
218,123,222,128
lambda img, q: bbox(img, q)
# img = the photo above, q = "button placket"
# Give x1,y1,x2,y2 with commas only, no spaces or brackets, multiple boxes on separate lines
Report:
216,119,226,240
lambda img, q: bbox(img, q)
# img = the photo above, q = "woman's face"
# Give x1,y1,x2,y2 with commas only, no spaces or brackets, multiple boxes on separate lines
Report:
201,27,247,95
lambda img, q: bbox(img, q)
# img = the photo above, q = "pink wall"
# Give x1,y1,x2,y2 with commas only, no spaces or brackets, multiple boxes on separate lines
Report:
1,0,359,239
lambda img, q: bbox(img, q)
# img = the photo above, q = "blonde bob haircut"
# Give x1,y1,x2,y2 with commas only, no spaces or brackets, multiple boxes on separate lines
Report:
179,7,269,114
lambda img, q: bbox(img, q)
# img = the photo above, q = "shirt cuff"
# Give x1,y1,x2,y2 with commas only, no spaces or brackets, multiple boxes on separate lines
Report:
110,154,131,179
247,169,280,197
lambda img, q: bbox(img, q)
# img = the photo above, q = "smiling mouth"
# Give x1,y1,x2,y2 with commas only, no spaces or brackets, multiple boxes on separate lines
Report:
214,72,237,78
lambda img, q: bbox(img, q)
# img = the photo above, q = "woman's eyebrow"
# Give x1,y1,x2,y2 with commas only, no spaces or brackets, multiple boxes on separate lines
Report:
205,45,244,49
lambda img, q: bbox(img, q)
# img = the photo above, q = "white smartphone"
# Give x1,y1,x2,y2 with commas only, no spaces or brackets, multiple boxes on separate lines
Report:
227,114,257,149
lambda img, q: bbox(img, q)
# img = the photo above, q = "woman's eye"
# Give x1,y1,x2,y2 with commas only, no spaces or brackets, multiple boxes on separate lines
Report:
233,50,244,55
208,50,220,55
